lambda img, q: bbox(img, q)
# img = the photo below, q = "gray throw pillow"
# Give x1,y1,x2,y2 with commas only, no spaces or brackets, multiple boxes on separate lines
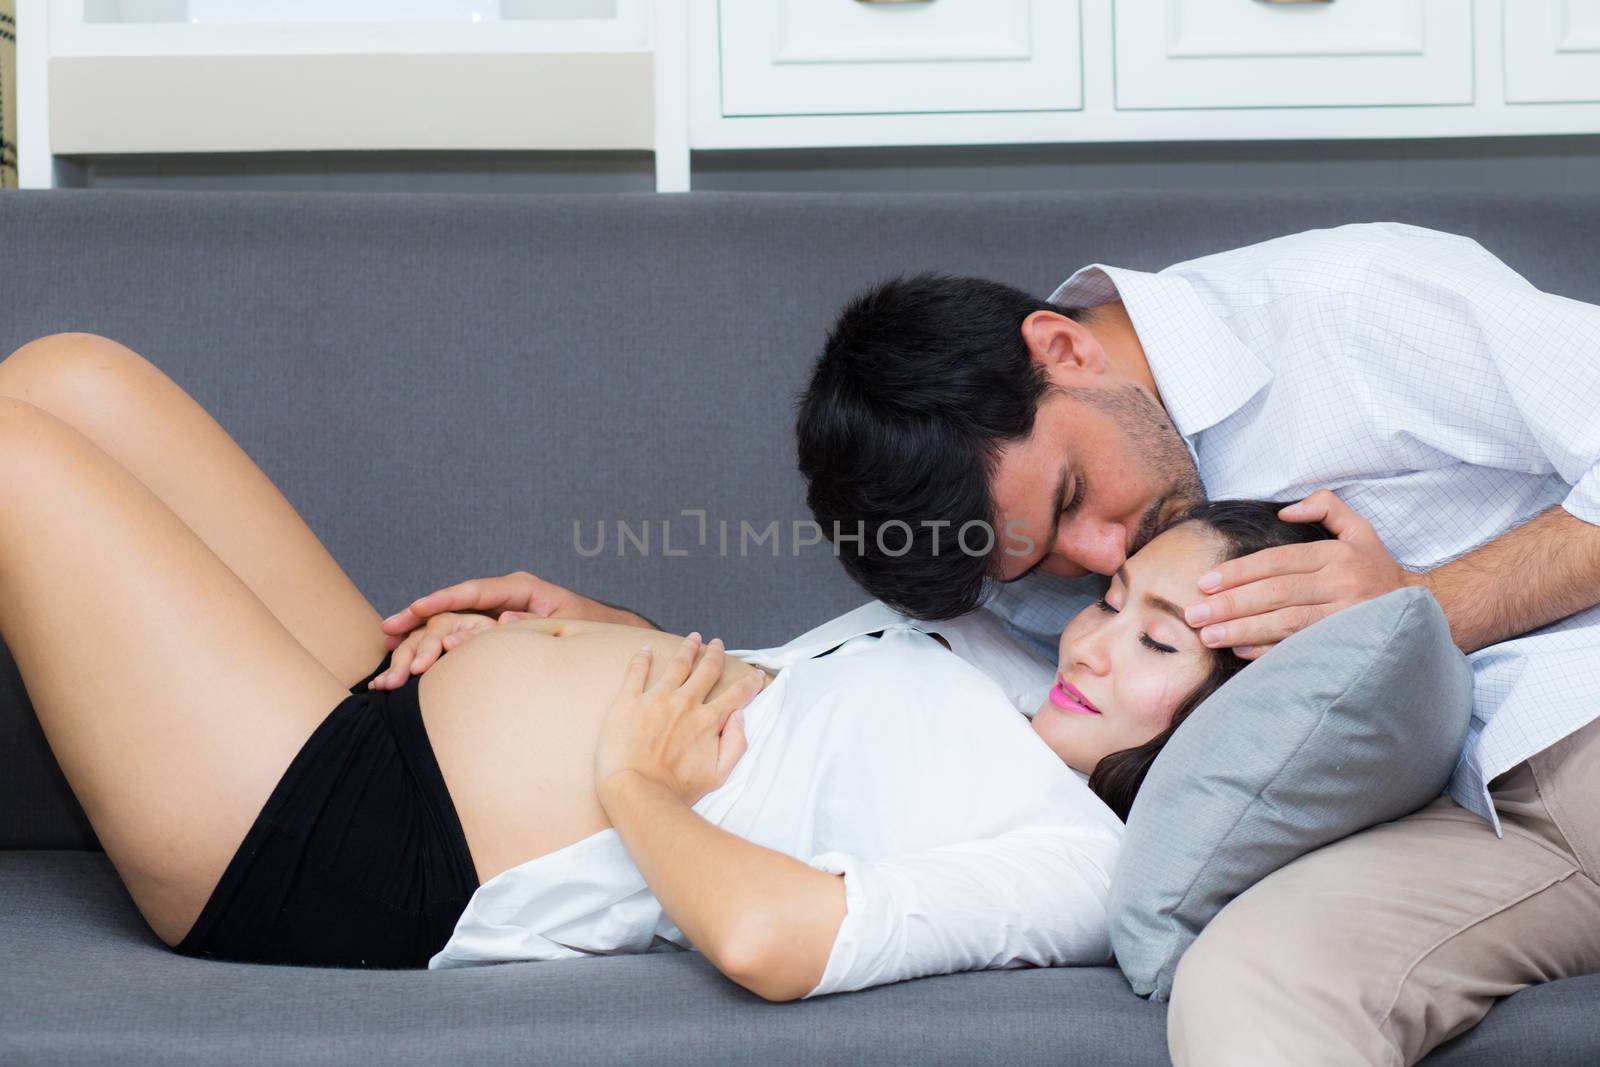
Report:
1108,586,1474,1000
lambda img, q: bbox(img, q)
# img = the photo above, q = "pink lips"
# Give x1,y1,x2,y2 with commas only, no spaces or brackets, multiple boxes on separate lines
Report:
1049,677,1101,716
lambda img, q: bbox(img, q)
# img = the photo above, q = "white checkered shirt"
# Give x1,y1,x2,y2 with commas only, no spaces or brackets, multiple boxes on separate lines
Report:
985,221,1600,833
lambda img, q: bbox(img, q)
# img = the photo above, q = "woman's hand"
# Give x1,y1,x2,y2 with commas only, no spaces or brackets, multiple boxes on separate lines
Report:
368,611,499,689
594,633,765,806
380,571,655,650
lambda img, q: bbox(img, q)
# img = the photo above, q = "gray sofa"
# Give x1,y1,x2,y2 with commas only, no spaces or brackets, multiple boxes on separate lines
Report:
3,188,1597,1065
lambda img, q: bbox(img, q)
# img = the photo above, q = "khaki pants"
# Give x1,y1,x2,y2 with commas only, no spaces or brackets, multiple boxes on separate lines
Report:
1168,715,1600,1067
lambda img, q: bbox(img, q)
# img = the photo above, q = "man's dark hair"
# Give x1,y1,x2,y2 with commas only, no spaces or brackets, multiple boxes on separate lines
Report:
796,272,1084,619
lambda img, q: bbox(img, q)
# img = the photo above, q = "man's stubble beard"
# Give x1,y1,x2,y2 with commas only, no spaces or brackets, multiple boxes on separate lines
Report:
1058,383,1206,558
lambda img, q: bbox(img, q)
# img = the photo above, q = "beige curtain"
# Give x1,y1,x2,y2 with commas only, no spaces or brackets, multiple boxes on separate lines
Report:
0,0,15,189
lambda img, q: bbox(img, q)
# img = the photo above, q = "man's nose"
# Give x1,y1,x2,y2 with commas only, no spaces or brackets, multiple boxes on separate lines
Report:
1055,521,1126,577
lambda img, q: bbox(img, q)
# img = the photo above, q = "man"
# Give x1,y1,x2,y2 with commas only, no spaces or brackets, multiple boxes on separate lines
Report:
790,221,1600,1065
383,222,1600,1065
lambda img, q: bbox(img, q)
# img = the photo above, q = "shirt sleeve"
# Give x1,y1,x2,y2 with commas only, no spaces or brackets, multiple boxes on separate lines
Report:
1345,222,1600,526
799,823,1119,999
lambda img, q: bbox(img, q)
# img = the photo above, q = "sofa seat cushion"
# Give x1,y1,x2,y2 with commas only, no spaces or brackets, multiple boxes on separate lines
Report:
4,852,1597,1065
4,851,1170,1065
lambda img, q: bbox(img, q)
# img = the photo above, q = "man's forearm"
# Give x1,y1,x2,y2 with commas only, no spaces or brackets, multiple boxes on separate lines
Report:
1421,505,1600,653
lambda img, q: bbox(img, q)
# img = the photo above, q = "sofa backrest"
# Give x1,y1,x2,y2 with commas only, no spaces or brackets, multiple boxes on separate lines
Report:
3,187,1597,851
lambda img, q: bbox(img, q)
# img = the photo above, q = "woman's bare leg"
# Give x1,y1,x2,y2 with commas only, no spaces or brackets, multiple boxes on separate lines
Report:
0,332,386,687
0,398,350,947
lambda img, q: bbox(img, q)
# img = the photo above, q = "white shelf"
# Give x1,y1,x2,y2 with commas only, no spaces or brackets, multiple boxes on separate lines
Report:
42,0,654,160
77,0,635,36
87,1,621,25
50,53,654,154
56,0,648,55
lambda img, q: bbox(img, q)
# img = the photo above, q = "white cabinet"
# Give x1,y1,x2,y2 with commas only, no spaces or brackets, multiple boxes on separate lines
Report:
717,0,1082,116
1505,0,1600,104
1113,0,1475,109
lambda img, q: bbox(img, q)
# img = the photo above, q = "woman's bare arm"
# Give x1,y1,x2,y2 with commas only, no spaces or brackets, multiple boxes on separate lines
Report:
599,771,846,1001
594,636,844,1001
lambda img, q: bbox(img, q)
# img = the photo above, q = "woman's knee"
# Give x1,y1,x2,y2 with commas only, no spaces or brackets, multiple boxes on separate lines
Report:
4,330,111,369
0,332,148,404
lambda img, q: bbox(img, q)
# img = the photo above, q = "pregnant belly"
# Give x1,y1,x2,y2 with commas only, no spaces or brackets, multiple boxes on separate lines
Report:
417,619,770,886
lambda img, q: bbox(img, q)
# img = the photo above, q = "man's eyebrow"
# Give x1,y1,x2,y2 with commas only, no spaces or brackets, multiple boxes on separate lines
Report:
1114,563,1194,629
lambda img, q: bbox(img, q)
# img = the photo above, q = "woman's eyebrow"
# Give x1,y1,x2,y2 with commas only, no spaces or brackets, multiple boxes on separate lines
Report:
1115,563,1195,629
1143,591,1194,628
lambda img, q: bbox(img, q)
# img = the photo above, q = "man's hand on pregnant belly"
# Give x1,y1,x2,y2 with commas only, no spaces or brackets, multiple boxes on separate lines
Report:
367,611,499,690
594,633,764,806
379,571,659,648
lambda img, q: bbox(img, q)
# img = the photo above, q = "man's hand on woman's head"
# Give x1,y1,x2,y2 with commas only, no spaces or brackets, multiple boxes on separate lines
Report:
1180,489,1428,661
380,570,655,651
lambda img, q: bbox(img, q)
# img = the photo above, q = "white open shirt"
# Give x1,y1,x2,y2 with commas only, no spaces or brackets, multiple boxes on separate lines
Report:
428,601,1123,998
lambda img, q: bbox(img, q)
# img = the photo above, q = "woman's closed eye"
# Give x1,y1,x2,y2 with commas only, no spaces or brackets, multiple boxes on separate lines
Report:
1094,596,1178,654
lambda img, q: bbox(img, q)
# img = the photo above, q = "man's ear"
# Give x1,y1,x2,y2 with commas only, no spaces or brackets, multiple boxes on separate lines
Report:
1021,310,1104,378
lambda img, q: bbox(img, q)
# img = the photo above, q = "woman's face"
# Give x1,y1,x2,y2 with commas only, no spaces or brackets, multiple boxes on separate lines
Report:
1032,522,1222,774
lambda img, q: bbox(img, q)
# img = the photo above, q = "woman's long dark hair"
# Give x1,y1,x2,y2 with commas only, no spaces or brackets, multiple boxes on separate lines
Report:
1087,499,1336,820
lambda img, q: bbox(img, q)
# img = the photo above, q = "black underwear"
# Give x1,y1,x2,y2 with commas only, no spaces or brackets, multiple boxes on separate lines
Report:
172,658,479,968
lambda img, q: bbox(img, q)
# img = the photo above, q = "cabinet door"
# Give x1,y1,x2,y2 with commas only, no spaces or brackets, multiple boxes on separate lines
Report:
1505,0,1600,103
1114,0,1474,109
719,0,1082,117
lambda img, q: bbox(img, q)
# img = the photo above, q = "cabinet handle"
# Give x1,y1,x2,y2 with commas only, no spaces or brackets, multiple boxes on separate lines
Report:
854,0,937,4
1253,0,1334,4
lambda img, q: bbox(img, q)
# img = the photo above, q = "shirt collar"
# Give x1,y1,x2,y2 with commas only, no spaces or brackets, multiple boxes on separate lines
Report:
1047,264,1272,440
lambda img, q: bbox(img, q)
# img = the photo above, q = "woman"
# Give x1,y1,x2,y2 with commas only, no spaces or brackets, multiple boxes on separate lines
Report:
0,333,1328,1002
